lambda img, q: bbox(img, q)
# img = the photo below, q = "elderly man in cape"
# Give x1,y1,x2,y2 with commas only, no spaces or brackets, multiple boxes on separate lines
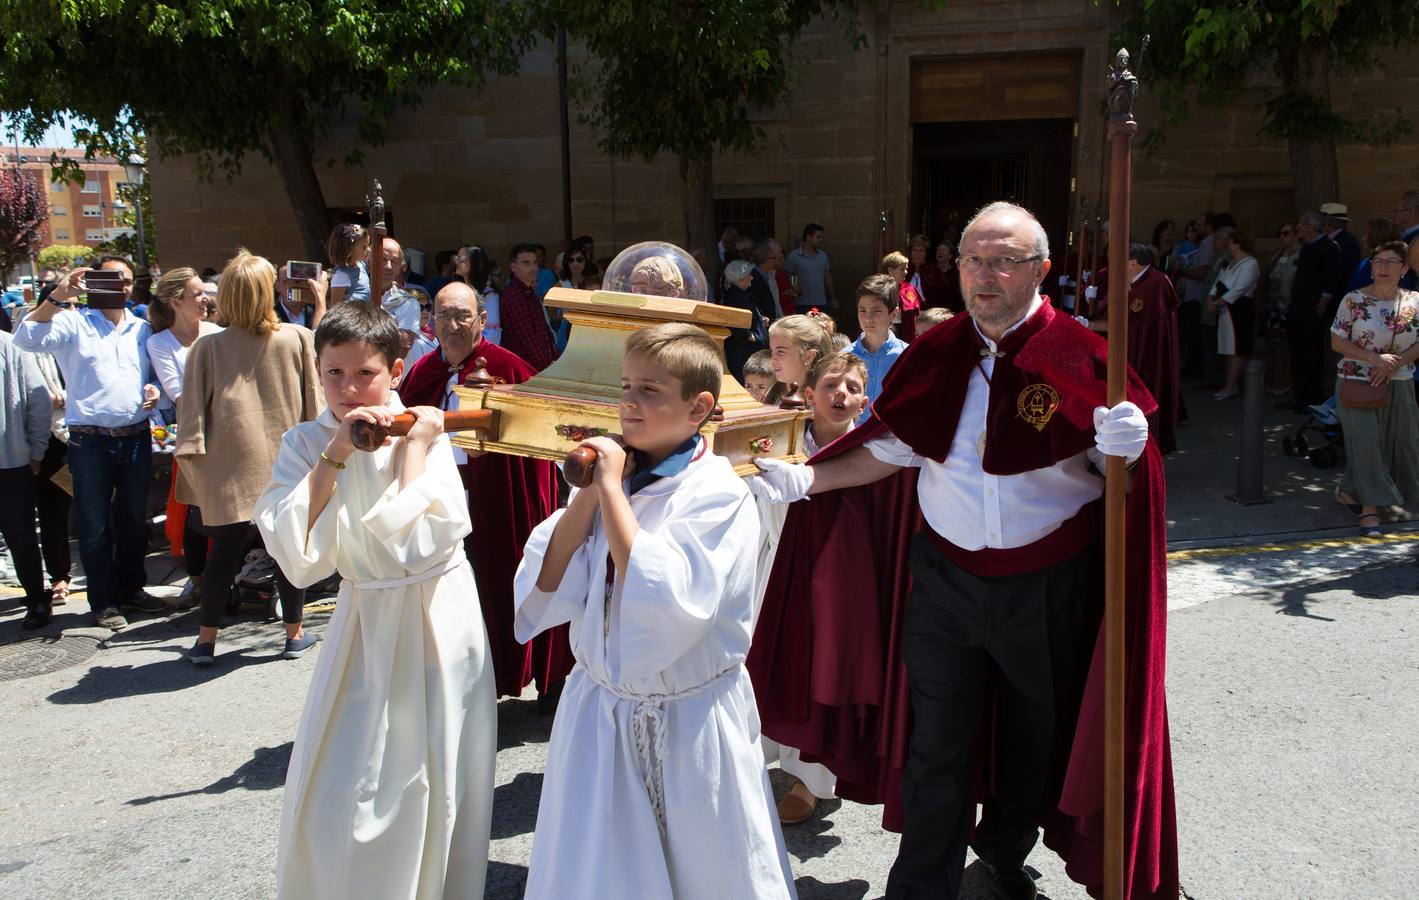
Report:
750,202,1177,900
399,282,571,706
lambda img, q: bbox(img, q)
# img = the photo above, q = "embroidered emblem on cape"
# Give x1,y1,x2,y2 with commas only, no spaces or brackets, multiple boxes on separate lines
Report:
1017,383,1060,432
748,436,774,455
555,424,608,442
1130,296,1145,313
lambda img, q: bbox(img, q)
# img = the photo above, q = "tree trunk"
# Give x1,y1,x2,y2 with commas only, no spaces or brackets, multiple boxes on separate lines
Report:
1283,40,1341,216
679,154,716,286
267,82,332,262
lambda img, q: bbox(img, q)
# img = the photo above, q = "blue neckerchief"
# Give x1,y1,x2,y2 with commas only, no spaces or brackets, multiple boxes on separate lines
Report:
627,434,701,496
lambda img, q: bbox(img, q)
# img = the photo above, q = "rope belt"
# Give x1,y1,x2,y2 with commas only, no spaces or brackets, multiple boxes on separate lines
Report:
347,554,465,591
579,664,740,836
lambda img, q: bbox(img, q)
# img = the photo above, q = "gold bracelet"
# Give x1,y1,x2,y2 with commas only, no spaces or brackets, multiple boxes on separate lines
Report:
319,451,347,470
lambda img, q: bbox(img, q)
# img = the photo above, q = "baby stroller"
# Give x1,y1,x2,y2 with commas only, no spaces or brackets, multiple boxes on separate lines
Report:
1281,401,1345,469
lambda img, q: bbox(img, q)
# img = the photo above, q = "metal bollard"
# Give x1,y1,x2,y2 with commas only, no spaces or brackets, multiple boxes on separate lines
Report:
1227,358,1271,506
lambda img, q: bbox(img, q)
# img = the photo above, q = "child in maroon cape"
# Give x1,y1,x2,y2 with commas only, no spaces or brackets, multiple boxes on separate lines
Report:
400,283,571,704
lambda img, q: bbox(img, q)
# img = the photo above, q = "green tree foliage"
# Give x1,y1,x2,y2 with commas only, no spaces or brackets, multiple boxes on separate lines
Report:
0,1,534,260
37,244,93,271
0,169,49,280
1122,0,1419,212
554,0,861,257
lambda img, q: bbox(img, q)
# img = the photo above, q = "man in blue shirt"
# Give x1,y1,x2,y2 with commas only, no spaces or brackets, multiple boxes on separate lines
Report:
15,259,164,630
848,274,907,422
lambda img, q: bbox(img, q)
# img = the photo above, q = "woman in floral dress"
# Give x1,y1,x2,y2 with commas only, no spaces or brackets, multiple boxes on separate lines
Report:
1330,241,1419,535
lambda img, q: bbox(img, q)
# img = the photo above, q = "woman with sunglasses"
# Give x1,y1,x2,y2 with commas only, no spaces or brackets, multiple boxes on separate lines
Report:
554,246,598,352
1330,241,1419,536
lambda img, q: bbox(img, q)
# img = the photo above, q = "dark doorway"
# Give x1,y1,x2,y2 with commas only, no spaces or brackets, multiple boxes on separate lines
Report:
911,118,1074,268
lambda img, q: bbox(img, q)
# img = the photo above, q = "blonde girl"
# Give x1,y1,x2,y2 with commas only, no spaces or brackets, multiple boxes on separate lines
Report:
766,314,834,405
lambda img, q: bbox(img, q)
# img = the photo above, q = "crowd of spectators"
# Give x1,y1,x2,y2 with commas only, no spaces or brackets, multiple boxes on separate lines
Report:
3,188,1414,636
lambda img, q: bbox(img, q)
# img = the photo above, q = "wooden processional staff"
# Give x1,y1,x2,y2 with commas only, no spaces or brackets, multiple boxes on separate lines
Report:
366,180,388,305
1102,39,1146,900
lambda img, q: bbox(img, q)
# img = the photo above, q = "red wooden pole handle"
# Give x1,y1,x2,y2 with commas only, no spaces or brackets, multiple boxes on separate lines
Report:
563,446,599,489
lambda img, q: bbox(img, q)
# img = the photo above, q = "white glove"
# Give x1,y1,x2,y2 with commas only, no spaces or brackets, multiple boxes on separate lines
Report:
1074,315,1091,327
748,457,814,504
1093,401,1148,464
1084,285,1098,300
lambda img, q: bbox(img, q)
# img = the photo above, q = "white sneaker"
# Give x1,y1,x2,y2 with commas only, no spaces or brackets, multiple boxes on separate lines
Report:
177,580,201,609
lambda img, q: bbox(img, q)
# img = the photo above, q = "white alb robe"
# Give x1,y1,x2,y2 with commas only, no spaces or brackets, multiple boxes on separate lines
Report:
254,398,496,900
514,449,797,900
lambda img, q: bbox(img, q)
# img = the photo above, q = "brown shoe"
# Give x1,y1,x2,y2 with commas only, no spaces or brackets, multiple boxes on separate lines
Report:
777,779,818,825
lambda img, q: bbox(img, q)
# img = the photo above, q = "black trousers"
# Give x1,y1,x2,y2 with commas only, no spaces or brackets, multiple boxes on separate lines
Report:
886,536,1101,900
0,465,46,609
182,505,207,578
1286,297,1327,405
1178,301,1204,378
190,508,304,630
35,436,71,584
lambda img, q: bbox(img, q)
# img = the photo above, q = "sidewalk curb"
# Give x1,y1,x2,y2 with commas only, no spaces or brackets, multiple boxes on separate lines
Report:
1168,521,1419,560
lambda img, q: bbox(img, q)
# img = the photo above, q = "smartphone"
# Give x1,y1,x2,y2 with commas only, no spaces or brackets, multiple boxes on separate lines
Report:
286,260,322,307
84,270,127,309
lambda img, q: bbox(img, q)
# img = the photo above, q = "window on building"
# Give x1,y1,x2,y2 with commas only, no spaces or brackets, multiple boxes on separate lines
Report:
714,197,776,243
85,229,102,242
81,177,99,194
52,205,68,217
49,180,65,194
82,204,100,218
54,229,70,241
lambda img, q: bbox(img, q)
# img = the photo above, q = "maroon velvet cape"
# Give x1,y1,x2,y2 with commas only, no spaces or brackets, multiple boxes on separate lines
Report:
1094,267,1182,455
400,339,573,698
747,302,1179,900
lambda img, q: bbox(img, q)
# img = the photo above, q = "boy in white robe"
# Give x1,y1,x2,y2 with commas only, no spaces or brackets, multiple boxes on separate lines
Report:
515,323,797,900
253,302,496,900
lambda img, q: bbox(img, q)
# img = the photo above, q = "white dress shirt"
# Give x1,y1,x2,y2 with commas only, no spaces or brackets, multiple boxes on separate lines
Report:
866,296,1105,550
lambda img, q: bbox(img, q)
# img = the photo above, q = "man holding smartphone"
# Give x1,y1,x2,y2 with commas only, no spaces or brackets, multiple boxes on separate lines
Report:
275,263,328,329
14,256,164,630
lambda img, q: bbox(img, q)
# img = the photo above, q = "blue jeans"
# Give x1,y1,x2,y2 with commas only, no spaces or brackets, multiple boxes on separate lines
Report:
66,430,151,613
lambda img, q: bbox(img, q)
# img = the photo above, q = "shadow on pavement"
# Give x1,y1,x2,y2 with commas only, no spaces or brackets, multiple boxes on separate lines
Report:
1273,556,1416,621
496,698,553,751
794,875,871,899
491,772,542,840
125,742,293,806
46,644,271,703
484,860,528,899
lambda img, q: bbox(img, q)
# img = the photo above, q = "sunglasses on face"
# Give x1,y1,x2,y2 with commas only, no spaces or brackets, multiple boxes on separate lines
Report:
569,256,586,263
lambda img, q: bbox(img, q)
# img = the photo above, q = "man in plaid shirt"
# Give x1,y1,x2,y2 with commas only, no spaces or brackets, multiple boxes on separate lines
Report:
502,243,559,372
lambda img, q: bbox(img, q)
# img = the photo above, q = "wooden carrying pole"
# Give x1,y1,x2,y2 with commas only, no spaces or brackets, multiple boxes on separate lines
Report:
367,180,388,304
1103,43,1144,900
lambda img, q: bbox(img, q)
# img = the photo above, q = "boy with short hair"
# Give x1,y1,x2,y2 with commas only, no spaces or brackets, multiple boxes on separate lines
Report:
849,274,907,422
803,351,869,454
743,348,776,402
916,305,954,335
254,301,496,899
515,322,795,900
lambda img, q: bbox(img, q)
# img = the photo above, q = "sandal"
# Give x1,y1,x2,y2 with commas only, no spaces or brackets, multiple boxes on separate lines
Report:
776,779,818,825
1359,514,1382,537
50,580,69,606
1334,492,1364,516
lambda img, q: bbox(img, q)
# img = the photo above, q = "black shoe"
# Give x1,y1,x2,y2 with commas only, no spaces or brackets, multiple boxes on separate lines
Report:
188,641,216,667
22,605,52,631
985,864,1038,900
120,590,167,613
537,678,565,715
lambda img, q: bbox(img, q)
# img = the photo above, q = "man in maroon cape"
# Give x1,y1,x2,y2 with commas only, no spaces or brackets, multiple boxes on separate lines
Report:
400,282,572,704
1091,243,1183,454
748,203,1178,900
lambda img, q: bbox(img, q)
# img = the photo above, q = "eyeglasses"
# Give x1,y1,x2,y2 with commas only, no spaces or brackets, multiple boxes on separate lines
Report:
957,254,1044,275
569,256,586,263
453,255,469,263
1371,257,1406,268
433,310,479,324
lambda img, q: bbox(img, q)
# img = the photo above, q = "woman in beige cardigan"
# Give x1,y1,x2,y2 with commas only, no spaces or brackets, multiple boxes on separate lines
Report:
176,250,323,665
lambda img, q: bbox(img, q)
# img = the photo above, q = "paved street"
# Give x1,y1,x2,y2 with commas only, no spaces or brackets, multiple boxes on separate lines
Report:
1,521,1415,899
